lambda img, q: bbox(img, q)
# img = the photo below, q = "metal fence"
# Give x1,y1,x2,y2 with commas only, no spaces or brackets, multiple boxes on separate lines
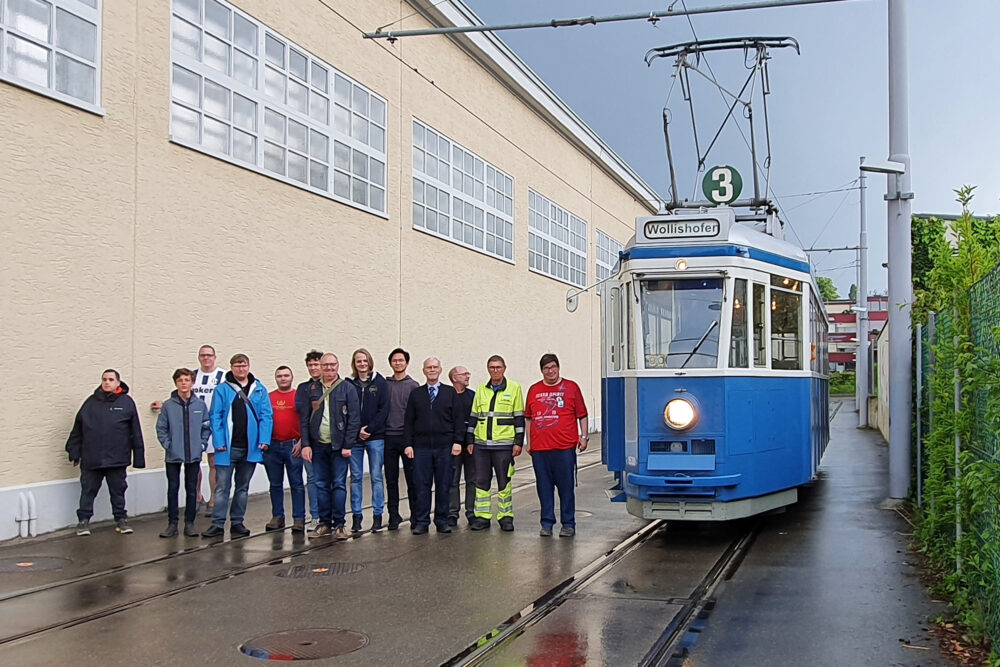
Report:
916,263,1000,644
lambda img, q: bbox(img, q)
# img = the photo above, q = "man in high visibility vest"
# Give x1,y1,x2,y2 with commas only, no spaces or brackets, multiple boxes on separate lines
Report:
467,355,525,532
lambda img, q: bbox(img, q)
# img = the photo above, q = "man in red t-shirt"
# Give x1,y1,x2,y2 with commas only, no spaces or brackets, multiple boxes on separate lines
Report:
525,353,589,538
263,366,306,533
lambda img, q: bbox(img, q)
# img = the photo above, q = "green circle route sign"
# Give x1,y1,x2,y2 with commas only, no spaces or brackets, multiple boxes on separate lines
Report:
702,165,743,205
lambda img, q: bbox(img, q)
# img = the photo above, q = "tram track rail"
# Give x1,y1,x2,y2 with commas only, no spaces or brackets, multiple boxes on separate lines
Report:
0,457,604,647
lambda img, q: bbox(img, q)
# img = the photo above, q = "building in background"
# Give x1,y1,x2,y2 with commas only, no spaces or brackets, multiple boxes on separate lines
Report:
826,295,889,372
0,0,660,537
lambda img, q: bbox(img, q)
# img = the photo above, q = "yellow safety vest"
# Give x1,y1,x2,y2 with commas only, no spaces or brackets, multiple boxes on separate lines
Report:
470,379,525,446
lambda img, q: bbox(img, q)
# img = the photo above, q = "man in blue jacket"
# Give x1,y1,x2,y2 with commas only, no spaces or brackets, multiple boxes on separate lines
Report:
300,353,360,540
347,348,389,533
66,369,145,535
202,354,273,539
155,368,210,537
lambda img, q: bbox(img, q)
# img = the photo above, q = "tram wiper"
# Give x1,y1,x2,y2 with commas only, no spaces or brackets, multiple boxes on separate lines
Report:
680,320,719,368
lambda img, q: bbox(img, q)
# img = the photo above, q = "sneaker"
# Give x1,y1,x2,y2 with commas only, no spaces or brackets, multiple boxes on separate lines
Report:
201,525,225,538
115,519,133,534
183,523,199,537
539,525,553,537
265,516,285,532
470,517,490,531
311,524,333,538
559,526,576,538
159,523,178,538
351,514,363,534
499,517,514,532
371,515,383,533
334,526,350,540
305,516,315,526
291,519,306,534
230,524,251,537
76,520,91,536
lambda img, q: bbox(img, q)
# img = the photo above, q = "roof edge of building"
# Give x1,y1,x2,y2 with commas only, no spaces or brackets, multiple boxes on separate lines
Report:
406,0,663,214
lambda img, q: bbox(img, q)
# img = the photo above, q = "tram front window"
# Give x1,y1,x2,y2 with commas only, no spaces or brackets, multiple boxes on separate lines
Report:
641,278,723,369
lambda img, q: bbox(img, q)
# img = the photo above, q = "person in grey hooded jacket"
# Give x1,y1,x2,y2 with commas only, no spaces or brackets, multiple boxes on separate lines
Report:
155,368,211,537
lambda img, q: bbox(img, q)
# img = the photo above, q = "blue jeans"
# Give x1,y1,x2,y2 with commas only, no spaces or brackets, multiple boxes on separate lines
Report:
531,448,577,529
303,458,319,519
313,444,350,528
350,439,385,516
262,439,305,521
212,448,257,528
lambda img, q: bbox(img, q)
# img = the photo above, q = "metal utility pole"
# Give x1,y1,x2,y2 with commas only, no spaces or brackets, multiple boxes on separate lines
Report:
887,0,913,500
857,157,869,428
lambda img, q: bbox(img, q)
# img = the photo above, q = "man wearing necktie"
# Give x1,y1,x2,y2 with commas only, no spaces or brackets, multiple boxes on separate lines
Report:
403,357,465,534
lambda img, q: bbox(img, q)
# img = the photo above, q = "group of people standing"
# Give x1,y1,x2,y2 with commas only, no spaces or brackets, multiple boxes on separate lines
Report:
65,344,589,540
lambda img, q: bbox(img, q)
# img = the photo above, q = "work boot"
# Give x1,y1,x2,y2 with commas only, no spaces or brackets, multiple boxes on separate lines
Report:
159,523,178,538
265,516,285,532
351,514,363,534
387,514,401,531
499,517,514,532
115,518,133,534
230,524,251,537
183,522,199,537
371,515,383,532
76,520,91,536
470,517,490,531
291,519,305,534
334,526,350,540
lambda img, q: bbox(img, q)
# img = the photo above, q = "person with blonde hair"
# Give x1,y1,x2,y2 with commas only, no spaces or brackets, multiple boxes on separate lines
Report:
347,348,389,533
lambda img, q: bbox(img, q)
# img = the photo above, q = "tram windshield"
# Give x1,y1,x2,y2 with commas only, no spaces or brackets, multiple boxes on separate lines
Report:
641,278,724,369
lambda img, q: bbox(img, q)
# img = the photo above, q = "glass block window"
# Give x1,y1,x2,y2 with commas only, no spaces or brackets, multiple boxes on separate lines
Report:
596,229,623,287
0,0,101,110
170,0,387,215
528,189,587,288
412,119,514,262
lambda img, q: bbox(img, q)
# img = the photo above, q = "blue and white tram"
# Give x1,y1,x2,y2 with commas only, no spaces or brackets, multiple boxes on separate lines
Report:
601,207,829,520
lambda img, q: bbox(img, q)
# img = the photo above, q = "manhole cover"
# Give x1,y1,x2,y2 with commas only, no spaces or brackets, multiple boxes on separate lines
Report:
274,562,366,578
529,509,593,518
240,628,369,660
0,556,70,572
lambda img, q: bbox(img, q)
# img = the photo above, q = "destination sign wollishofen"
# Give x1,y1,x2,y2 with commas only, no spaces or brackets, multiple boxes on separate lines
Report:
644,219,721,240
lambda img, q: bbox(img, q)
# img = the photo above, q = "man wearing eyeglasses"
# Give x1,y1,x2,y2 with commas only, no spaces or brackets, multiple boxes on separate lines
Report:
299,353,360,541
447,366,475,527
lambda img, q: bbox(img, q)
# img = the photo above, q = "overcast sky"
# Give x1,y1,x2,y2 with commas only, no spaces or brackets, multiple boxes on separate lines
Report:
456,0,999,296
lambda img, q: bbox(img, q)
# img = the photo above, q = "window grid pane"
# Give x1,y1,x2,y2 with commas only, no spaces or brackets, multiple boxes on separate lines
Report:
595,229,623,293
528,190,587,287
412,119,513,263
169,0,386,213
1,0,101,107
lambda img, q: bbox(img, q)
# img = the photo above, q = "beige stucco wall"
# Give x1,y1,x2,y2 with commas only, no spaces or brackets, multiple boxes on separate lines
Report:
0,0,652,489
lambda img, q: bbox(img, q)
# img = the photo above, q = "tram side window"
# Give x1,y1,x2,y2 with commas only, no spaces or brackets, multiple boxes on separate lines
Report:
626,283,636,369
752,283,767,367
770,284,802,370
729,278,748,368
610,286,622,371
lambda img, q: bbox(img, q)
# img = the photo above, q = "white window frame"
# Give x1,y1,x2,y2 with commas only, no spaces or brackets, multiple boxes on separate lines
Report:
0,0,103,114
169,0,388,217
411,118,514,263
596,229,623,293
528,189,587,288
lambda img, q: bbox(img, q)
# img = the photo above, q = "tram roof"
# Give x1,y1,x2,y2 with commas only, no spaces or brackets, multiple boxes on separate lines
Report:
623,208,811,274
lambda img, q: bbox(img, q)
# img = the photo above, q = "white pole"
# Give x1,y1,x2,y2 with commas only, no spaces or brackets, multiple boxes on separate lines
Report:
857,157,869,427
887,0,913,499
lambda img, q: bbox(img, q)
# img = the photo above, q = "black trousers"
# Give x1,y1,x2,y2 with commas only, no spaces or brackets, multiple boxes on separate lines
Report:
77,466,128,521
412,448,454,528
384,434,415,522
165,461,201,524
449,447,476,520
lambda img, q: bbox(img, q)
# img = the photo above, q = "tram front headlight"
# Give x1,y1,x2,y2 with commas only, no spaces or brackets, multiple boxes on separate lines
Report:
664,398,696,430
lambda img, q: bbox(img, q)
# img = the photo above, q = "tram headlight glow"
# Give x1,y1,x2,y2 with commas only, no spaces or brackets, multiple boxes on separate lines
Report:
675,258,689,271
664,398,696,430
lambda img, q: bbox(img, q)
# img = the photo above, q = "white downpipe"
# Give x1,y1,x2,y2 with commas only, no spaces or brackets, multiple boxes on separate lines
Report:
17,492,29,538
27,491,38,537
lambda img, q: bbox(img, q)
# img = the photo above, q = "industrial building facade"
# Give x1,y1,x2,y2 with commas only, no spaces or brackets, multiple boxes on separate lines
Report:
0,0,658,537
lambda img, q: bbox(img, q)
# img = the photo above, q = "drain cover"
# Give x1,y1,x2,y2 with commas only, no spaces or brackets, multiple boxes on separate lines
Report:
0,556,70,572
274,562,365,578
240,628,369,660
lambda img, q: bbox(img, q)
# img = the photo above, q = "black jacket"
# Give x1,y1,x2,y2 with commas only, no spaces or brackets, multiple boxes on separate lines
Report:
298,377,360,451
403,383,466,449
347,373,390,439
66,382,146,470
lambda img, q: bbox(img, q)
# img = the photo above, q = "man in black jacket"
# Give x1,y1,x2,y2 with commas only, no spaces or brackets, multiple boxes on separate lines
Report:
403,357,465,535
66,369,146,535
